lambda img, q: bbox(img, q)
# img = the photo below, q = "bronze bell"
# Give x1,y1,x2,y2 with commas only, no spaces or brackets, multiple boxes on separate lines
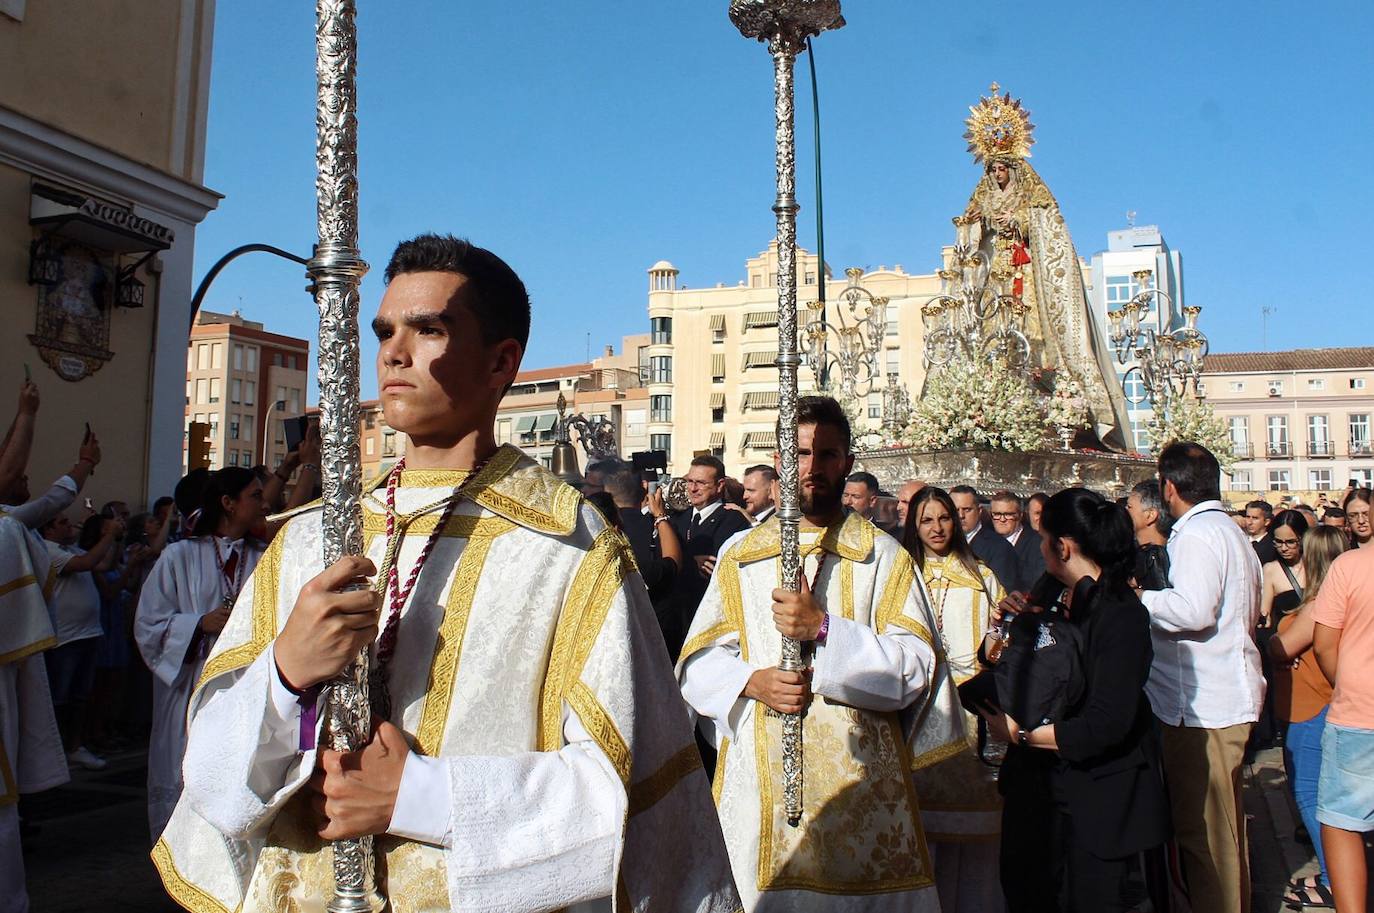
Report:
549,440,585,488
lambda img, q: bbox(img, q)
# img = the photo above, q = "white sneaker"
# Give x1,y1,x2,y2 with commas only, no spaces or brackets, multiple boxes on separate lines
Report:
68,746,107,771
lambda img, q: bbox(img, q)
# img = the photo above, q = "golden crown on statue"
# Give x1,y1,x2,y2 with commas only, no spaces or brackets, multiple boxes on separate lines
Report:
963,82,1036,163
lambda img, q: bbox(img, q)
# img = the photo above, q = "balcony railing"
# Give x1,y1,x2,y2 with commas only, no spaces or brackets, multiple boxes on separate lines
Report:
1231,442,1253,458
1351,441,1373,457
1266,441,1291,457
1308,441,1335,457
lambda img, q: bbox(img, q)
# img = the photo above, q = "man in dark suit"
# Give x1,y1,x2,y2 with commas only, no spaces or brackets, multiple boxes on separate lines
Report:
604,464,682,652
667,455,751,656
950,484,1020,593
1244,499,1278,564
989,489,1045,592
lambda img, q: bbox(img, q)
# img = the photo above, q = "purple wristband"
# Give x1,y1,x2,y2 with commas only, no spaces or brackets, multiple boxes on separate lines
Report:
275,659,322,751
816,612,830,644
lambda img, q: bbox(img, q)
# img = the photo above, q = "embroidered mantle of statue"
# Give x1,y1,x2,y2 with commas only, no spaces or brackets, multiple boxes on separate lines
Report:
961,84,1132,450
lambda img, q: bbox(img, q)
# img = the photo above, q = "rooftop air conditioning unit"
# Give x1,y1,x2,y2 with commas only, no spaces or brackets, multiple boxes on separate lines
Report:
1267,382,1282,397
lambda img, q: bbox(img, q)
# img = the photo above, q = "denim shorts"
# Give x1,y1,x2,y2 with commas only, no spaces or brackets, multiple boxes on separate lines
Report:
1317,722,1374,832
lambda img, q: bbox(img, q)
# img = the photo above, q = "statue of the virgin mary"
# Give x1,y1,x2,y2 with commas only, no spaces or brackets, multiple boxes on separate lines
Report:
959,84,1132,451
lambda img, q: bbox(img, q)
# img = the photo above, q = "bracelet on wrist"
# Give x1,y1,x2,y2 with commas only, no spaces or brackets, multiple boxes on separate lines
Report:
299,462,319,474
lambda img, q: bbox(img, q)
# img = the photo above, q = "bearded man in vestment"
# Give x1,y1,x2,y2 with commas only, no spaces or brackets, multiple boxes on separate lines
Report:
154,235,740,913
0,514,69,913
677,395,964,912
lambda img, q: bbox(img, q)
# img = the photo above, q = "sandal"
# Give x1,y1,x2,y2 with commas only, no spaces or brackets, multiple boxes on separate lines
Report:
1285,879,1335,908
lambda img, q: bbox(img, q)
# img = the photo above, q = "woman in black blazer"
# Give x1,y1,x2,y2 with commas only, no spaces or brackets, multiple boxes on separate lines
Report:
981,487,1170,913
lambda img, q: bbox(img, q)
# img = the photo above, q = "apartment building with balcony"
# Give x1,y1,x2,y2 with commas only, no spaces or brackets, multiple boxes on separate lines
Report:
1201,347,1374,497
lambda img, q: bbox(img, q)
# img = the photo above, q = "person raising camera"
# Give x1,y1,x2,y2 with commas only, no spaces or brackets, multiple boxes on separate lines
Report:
982,488,1169,913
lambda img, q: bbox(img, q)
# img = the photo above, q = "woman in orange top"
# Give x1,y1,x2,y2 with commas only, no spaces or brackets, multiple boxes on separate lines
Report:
1270,525,1347,908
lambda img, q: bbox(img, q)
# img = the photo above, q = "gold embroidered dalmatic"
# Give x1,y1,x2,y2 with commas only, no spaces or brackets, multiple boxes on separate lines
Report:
678,514,964,913
152,445,740,913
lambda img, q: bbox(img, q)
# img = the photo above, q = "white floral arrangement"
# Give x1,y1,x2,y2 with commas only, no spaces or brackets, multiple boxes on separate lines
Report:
1150,395,1237,472
1044,373,1090,435
904,355,1045,452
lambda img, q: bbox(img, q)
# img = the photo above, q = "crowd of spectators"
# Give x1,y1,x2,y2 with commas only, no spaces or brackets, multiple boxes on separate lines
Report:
0,381,324,906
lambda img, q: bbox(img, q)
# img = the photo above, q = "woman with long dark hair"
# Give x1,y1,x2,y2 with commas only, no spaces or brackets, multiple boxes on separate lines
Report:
903,486,1006,913
134,467,267,841
1260,509,1310,627
982,488,1169,912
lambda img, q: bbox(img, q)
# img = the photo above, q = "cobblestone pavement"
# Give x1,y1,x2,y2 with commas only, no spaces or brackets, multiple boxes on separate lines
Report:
17,745,1367,911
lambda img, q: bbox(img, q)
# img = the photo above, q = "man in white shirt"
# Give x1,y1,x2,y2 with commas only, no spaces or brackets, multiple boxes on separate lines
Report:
741,464,777,524
1140,442,1264,913
39,512,123,771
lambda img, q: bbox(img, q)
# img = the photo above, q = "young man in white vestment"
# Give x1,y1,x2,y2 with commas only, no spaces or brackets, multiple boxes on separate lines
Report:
154,235,740,913
677,395,965,912
135,466,268,841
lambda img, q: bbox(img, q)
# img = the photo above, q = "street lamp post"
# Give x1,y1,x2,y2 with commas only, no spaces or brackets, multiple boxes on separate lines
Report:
729,0,844,830
260,399,288,466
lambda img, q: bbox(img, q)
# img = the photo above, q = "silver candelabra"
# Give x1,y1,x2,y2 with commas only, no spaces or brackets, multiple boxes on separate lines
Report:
803,267,888,403
920,215,1031,370
1108,268,1208,408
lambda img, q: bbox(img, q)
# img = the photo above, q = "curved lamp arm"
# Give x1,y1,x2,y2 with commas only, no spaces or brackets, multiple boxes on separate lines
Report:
188,243,311,333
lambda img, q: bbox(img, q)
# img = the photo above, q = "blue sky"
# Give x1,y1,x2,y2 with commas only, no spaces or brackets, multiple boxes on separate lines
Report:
196,1,1372,402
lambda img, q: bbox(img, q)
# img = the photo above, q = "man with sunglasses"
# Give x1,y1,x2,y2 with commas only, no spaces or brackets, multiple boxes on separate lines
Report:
665,455,750,658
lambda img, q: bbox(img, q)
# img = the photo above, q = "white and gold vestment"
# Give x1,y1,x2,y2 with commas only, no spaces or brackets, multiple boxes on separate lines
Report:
153,446,740,913
0,515,68,911
915,554,1006,913
677,514,964,913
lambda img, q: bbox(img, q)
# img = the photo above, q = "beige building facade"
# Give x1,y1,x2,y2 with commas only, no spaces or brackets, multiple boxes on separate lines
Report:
1,0,218,507
1201,347,1374,502
645,241,941,477
185,311,308,473
496,336,651,471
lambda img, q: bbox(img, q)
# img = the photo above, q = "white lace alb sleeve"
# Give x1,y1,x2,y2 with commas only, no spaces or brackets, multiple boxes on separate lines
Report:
181,646,320,838
810,614,933,711
679,643,755,745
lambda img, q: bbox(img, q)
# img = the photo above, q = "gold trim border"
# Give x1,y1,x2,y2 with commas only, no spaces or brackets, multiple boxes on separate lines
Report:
196,532,284,692
412,531,503,756
0,574,37,598
150,838,236,913
0,635,56,667
628,744,703,818
567,681,631,786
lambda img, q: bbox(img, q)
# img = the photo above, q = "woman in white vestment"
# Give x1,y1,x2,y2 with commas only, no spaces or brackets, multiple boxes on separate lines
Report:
135,467,266,841
903,486,1007,913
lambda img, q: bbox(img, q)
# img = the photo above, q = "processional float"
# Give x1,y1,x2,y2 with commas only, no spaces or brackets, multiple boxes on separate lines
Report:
728,0,844,827
307,1,383,910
